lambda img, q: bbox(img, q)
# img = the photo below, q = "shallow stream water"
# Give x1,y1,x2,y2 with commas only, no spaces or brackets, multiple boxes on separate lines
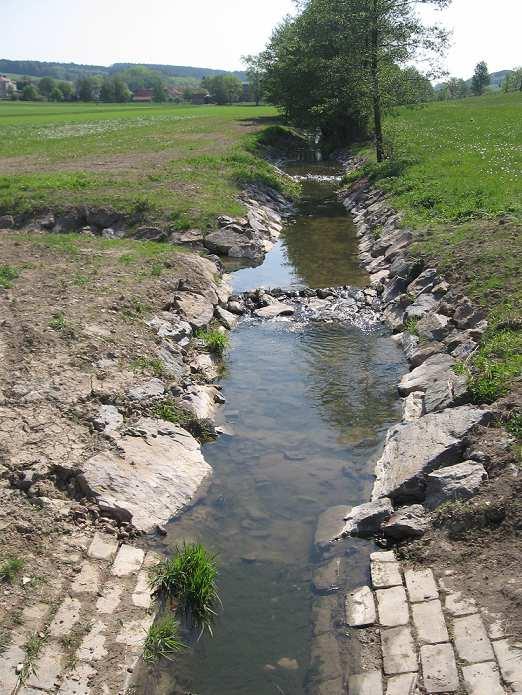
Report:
148,161,406,694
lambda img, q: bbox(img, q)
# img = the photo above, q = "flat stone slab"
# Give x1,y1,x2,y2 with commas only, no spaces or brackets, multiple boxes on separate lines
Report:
346,586,376,627
71,562,101,594
412,600,448,645
405,568,438,603
462,662,505,695
0,644,26,692
77,621,107,662
128,378,165,401
78,418,212,532
57,662,96,694
420,643,459,693
313,558,342,594
381,626,418,675
341,498,393,537
386,673,420,695
116,616,154,647
87,532,119,561
453,614,494,664
314,506,351,550
372,406,491,502
348,671,383,695
111,544,145,577
426,461,488,509
254,302,294,319
49,596,82,637
371,558,403,589
132,571,152,609
27,641,65,690
376,586,409,627
492,639,522,686
96,580,123,614
444,590,477,616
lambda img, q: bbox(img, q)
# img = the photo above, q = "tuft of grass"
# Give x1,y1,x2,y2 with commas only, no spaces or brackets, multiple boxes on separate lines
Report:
506,412,522,440
0,557,24,583
143,616,185,664
149,542,219,636
404,317,419,337
196,329,230,357
467,327,522,404
131,356,168,379
0,264,20,289
19,631,46,684
153,399,216,443
0,629,11,655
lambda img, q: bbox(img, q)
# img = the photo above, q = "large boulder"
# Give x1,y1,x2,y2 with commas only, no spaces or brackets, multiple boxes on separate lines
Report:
173,292,214,329
76,418,212,531
398,353,468,413
416,314,451,342
341,498,393,538
382,505,428,540
204,229,264,260
314,506,351,550
425,461,488,509
254,303,294,319
372,406,491,503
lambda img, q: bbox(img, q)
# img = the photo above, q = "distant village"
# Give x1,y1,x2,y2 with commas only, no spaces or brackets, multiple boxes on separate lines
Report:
0,70,253,105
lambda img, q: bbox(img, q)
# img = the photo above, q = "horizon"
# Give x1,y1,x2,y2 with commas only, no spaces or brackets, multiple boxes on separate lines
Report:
3,0,521,78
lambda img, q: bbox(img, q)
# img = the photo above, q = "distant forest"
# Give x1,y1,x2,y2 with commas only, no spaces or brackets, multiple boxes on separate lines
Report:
0,59,246,85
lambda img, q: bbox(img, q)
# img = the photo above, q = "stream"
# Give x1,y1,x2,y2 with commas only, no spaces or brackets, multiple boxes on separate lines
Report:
149,160,406,694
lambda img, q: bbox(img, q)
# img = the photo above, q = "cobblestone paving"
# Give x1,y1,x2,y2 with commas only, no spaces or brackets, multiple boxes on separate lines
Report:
0,533,156,695
345,550,522,694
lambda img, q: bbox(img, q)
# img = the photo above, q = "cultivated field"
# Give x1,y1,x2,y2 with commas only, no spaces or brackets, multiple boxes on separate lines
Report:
0,102,281,228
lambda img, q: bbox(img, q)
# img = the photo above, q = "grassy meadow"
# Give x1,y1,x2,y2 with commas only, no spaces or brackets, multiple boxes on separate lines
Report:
0,101,287,228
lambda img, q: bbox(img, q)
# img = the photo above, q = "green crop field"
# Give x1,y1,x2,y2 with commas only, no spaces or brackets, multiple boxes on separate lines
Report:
0,102,283,228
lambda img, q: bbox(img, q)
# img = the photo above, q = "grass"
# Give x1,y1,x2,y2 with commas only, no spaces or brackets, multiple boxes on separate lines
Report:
143,616,185,664
0,264,20,288
196,328,230,356
131,356,168,379
0,556,24,583
149,542,219,636
0,101,296,229
19,631,46,684
153,399,216,443
404,317,419,337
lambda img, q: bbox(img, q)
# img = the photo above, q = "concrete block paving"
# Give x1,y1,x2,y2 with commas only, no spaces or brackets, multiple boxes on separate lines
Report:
2,532,156,694
346,550,516,694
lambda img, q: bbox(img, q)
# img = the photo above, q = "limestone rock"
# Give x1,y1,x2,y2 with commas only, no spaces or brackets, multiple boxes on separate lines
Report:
176,384,220,421
128,378,165,401
382,505,428,540
425,461,488,509
92,405,123,433
372,406,491,503
204,229,264,260
402,392,424,421
398,353,468,413
215,305,238,330
416,313,451,342
173,292,214,330
341,498,393,538
77,418,212,531
168,229,204,247
315,505,351,550
254,303,294,319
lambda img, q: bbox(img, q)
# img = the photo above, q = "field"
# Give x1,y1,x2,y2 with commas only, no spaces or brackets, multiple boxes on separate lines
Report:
0,101,283,229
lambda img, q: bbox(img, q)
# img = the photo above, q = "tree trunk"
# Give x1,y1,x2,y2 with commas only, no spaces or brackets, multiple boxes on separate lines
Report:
371,0,385,162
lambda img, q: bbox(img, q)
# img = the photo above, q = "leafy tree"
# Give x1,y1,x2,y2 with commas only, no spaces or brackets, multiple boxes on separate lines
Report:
503,67,522,92
49,86,64,102
471,61,490,96
76,76,101,101
57,81,74,100
242,54,264,105
152,82,167,102
38,76,56,98
21,84,40,101
204,75,243,104
100,77,116,102
446,77,469,99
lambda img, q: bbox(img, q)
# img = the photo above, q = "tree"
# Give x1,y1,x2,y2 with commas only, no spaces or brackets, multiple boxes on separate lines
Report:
503,67,522,92
152,82,167,102
204,75,242,104
49,86,64,102
242,54,264,105
38,77,56,99
76,76,100,101
100,77,115,102
57,81,74,101
471,61,490,96
21,84,40,101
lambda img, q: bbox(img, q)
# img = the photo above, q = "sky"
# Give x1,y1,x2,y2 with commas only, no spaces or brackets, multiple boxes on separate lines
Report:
2,0,521,77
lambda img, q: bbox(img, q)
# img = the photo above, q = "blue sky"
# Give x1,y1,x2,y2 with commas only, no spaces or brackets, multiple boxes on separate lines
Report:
3,0,521,77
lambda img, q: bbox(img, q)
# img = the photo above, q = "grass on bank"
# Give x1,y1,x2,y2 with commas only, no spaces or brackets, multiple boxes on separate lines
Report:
143,616,185,664
196,328,230,356
149,542,219,636
0,556,24,583
0,102,298,229
0,264,20,289
345,92,521,406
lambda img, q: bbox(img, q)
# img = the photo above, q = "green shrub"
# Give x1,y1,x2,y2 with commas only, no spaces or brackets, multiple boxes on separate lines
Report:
149,542,219,635
467,328,522,404
196,329,230,356
404,317,419,337
143,616,185,663
0,557,24,583
0,264,20,288
506,412,522,440
131,356,167,379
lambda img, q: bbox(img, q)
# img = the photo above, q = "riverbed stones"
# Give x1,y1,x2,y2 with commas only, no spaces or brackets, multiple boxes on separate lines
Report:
346,586,376,627
382,505,428,540
341,498,393,537
173,292,215,329
314,505,351,549
425,461,488,509
376,586,409,627
420,643,458,693
77,418,211,532
372,406,491,503
381,625,418,675
254,302,294,319
348,671,383,695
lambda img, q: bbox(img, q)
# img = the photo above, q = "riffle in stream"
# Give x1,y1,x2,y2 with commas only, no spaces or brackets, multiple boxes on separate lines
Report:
144,161,406,694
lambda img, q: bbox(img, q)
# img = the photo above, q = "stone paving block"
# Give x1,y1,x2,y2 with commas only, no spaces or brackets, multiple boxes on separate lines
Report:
462,662,505,695
412,600,449,645
420,643,459,693
445,590,477,617
49,596,82,637
96,580,123,614
376,586,409,627
0,644,26,692
481,610,511,640
346,586,376,627
111,544,145,577
27,640,65,690
492,639,522,686
370,550,396,563
348,670,383,695
71,561,101,594
381,626,418,675
87,532,119,561
404,568,438,603
453,614,494,665
143,551,162,568
116,615,154,648
77,621,107,662
371,558,403,589
386,673,419,695
57,662,97,694
132,570,152,609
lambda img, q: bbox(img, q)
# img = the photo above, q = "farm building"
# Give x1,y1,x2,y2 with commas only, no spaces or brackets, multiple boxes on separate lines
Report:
0,75,16,99
132,88,154,103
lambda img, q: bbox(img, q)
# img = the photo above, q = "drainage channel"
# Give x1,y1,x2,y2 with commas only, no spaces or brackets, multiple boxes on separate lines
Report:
143,160,406,694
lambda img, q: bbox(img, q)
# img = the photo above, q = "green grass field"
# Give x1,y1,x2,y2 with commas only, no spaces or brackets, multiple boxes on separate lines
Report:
0,102,286,228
